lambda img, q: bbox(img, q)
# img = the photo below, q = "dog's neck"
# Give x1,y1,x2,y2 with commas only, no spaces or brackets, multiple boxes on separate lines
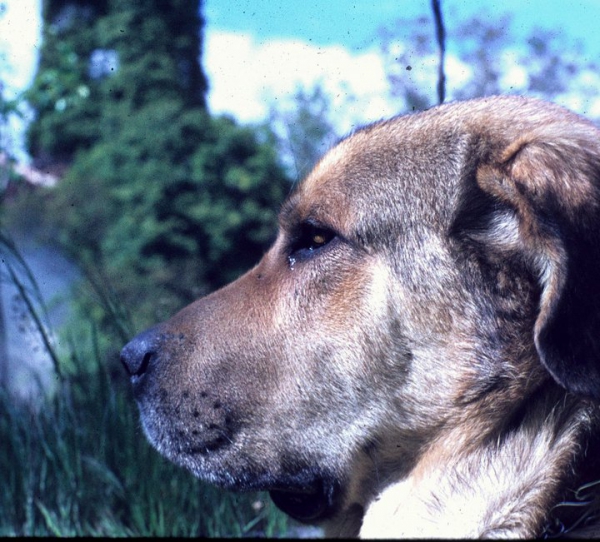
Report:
334,386,599,538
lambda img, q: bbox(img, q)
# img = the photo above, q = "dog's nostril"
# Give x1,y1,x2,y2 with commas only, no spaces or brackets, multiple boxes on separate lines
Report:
137,352,153,376
120,348,155,377
120,326,161,377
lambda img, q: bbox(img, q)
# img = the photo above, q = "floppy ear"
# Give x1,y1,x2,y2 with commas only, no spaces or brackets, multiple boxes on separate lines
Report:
475,120,600,399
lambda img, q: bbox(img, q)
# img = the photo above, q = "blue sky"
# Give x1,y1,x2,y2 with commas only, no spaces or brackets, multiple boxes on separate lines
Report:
204,0,600,55
2,0,600,160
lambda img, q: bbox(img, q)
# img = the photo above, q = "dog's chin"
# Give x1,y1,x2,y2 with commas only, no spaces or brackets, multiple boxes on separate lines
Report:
269,477,342,523
139,408,343,522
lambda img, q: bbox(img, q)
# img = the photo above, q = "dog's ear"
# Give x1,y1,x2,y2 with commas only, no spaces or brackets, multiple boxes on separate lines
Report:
473,119,600,399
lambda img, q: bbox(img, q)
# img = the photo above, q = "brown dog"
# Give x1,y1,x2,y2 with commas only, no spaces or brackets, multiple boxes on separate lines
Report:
121,95,600,538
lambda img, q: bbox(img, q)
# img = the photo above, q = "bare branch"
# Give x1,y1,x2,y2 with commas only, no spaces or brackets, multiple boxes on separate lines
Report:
431,0,446,104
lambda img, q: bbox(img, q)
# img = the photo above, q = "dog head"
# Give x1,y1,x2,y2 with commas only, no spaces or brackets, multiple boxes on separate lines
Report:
121,96,600,534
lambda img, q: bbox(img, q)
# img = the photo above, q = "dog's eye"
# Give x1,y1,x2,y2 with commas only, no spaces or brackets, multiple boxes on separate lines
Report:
288,224,336,264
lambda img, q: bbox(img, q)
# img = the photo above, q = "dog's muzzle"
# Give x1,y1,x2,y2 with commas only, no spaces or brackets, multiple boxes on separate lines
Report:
120,328,346,525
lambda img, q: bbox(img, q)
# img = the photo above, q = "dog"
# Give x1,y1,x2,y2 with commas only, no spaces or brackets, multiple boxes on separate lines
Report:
120,95,600,538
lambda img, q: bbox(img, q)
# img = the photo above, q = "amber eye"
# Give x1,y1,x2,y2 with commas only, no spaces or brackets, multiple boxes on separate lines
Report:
311,233,328,247
288,223,336,263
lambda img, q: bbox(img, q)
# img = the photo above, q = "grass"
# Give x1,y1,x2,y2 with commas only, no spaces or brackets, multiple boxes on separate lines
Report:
0,378,290,537
0,232,291,537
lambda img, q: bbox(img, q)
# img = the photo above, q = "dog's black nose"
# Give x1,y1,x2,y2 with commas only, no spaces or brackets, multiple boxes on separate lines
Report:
120,327,160,377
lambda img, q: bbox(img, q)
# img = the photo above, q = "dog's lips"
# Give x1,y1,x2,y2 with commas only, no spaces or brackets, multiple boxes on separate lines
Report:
269,477,341,523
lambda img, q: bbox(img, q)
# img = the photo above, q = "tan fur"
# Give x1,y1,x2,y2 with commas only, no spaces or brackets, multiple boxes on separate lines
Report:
121,96,600,538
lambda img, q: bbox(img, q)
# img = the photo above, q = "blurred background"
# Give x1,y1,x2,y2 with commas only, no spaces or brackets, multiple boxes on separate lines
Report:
0,0,599,536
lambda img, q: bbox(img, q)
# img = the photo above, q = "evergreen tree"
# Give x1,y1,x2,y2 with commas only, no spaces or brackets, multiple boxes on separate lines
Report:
25,1,108,165
26,0,208,166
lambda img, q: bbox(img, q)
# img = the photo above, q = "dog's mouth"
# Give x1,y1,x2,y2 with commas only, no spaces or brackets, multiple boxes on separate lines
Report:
269,477,342,523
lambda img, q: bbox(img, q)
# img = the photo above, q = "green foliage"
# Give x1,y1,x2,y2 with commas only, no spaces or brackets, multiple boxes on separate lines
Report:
24,1,105,160
20,0,289,333
25,0,207,162
95,0,207,108
47,109,288,331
